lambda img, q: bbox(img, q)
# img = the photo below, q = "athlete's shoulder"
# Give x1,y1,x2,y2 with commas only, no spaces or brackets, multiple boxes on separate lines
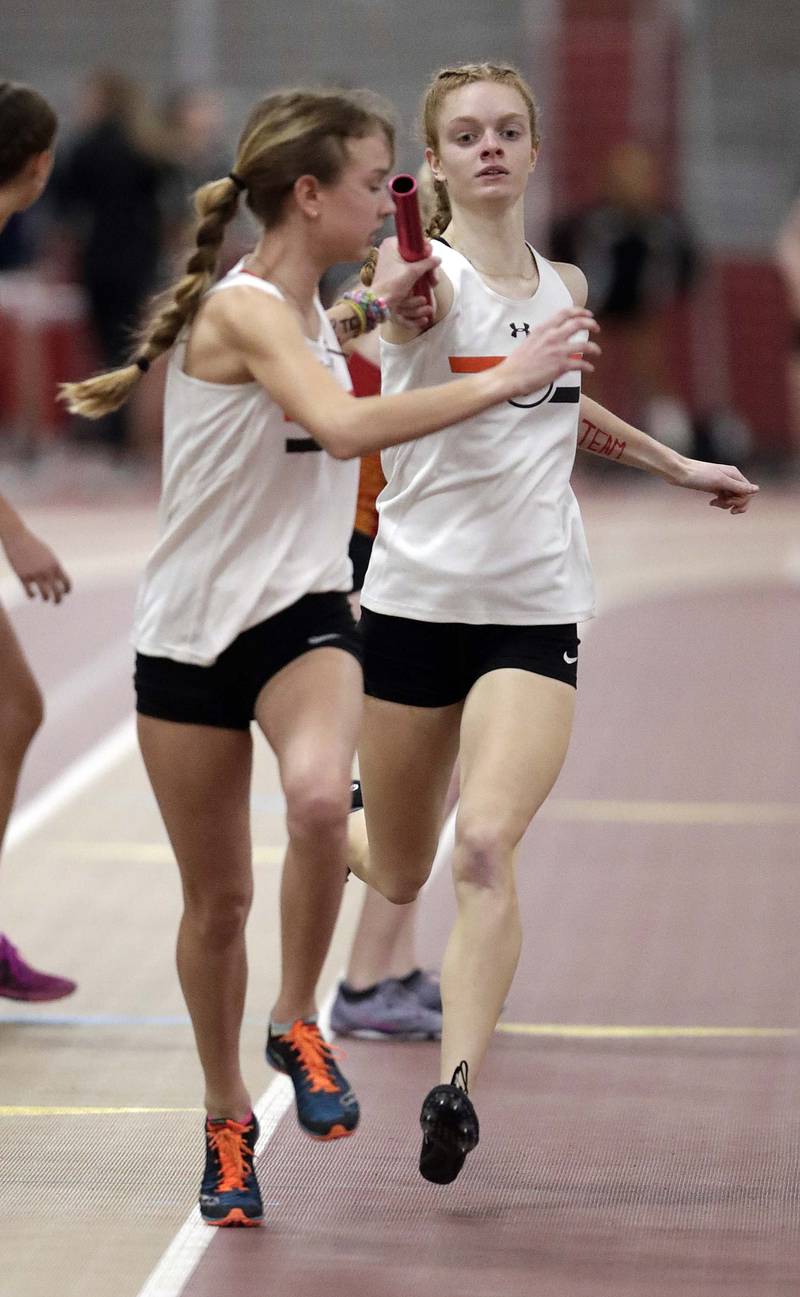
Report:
208,267,283,303
547,259,588,307
200,275,295,357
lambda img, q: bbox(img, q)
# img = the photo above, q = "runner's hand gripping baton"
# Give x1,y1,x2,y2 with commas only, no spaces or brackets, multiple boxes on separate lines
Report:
389,173,435,310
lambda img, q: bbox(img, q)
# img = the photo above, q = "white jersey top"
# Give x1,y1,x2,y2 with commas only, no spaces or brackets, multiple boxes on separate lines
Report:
133,263,358,665
361,242,595,626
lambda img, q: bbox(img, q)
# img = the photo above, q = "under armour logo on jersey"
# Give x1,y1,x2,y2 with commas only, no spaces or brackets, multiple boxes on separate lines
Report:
509,321,530,337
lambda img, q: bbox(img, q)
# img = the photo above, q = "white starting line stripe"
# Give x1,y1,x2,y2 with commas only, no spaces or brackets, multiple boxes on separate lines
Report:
5,715,137,853
134,996,333,1297
134,1076,295,1297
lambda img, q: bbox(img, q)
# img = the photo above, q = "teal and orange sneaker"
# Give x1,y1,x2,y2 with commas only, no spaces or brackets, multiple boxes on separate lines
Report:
266,1018,359,1140
199,1113,263,1226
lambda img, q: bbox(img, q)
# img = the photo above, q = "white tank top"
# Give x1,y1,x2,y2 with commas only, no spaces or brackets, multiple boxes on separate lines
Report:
133,263,358,665
361,242,595,625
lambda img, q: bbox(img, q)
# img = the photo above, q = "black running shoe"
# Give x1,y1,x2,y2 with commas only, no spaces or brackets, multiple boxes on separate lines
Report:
419,1060,479,1185
266,1019,360,1140
345,780,364,882
199,1113,263,1226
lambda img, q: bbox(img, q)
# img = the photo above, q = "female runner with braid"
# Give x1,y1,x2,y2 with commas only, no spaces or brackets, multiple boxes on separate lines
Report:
61,87,596,1226
352,64,758,1186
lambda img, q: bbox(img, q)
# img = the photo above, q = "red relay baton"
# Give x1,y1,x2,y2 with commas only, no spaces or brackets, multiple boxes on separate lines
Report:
389,173,434,309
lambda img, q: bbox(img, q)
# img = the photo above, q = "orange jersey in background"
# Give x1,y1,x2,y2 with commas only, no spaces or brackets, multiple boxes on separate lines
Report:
348,351,386,538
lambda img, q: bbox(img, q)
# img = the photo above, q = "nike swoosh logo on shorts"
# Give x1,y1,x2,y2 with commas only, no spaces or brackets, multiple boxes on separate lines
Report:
307,633,341,645
563,651,578,664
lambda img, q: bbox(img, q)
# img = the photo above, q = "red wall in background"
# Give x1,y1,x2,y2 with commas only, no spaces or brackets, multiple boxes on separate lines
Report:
717,260,793,453
549,3,790,453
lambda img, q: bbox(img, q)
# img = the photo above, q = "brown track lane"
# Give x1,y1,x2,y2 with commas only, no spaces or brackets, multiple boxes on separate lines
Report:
184,584,800,1295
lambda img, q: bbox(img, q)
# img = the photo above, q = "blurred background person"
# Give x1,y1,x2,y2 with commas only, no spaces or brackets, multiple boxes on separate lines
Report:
160,85,232,249
53,69,171,459
775,188,800,454
549,141,698,453
0,81,76,1001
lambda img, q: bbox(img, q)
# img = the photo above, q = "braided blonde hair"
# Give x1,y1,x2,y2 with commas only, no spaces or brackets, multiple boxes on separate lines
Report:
61,88,394,418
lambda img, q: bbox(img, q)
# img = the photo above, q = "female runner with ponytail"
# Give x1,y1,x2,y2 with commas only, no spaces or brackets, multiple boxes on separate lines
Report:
61,86,596,1226
352,64,758,1187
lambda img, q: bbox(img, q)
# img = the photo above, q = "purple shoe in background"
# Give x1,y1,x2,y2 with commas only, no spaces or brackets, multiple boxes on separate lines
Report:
330,976,441,1040
0,935,77,1002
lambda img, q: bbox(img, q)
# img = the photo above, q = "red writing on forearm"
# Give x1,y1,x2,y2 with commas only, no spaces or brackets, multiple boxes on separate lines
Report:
577,418,626,460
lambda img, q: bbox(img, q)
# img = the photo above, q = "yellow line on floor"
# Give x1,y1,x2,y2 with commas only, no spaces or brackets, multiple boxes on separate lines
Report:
57,843,284,864
541,799,800,825
56,800,800,864
0,1106,204,1117
497,1023,799,1039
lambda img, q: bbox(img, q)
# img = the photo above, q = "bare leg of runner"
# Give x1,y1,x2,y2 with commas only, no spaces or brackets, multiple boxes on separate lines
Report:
0,604,76,1001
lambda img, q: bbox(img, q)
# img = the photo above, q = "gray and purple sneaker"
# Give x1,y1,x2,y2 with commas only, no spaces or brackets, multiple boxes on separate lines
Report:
330,976,442,1040
400,968,442,1014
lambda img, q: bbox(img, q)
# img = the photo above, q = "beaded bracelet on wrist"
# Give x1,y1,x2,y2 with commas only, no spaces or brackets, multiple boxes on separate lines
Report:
340,287,389,334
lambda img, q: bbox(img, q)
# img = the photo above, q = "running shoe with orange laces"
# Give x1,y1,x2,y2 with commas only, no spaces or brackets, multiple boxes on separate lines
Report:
199,1112,263,1226
266,1018,359,1140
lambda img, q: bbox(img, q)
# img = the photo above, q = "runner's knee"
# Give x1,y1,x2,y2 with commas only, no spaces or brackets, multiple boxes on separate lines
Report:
284,773,350,841
0,683,44,754
453,817,515,891
376,875,425,906
182,886,253,947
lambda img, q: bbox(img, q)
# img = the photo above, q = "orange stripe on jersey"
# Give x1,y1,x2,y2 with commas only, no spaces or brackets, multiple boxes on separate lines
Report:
450,354,583,374
448,356,503,373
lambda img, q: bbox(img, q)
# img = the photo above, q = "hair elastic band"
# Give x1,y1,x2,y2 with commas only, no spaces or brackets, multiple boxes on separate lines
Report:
228,171,246,192
135,356,150,374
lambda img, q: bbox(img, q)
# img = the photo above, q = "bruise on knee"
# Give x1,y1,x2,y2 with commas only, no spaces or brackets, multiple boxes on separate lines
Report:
454,825,512,891
458,844,499,890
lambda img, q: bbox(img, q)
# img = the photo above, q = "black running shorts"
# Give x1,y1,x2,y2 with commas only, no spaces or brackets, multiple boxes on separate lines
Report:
360,608,579,708
348,529,374,594
135,591,362,730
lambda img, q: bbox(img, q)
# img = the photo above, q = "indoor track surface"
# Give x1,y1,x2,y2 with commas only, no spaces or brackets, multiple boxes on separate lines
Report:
1,465,797,1297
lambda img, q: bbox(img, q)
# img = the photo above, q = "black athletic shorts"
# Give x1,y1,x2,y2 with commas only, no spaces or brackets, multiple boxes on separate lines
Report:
348,529,374,594
360,608,580,707
135,591,362,730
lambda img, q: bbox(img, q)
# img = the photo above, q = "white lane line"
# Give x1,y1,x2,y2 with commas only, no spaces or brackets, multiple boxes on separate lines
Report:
5,715,137,853
134,996,335,1297
135,1078,294,1297
42,636,133,730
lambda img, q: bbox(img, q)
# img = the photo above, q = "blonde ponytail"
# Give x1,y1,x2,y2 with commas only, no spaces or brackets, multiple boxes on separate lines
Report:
60,175,241,418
